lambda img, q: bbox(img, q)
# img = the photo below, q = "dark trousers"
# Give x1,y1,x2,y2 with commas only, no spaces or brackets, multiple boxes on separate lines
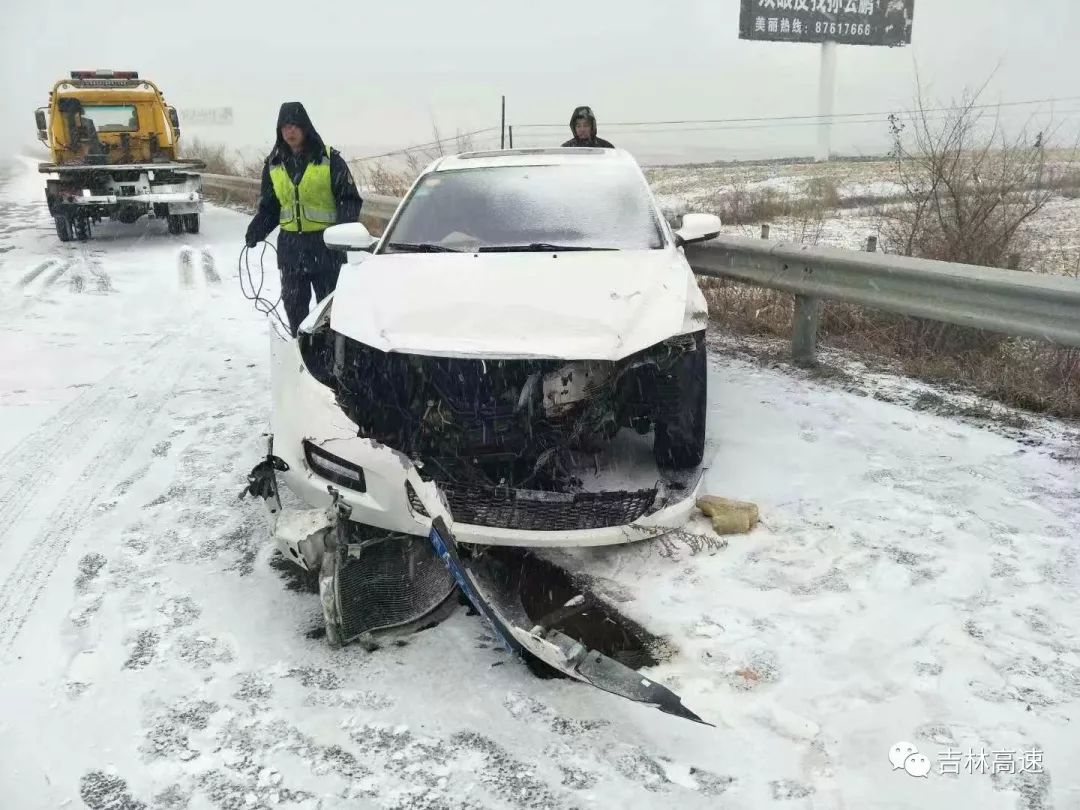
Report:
276,230,344,335
281,262,341,335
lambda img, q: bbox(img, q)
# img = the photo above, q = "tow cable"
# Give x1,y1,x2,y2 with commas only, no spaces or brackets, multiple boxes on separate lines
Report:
238,241,291,334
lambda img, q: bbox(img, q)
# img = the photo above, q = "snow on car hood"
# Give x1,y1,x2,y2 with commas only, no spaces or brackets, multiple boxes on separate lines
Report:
328,250,697,360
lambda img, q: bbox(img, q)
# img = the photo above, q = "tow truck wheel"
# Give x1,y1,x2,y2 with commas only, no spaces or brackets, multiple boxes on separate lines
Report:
653,331,707,469
54,215,74,242
72,216,92,241
167,214,184,235
183,213,200,234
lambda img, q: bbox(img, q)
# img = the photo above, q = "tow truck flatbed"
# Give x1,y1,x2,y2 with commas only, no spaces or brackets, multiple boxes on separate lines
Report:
38,159,207,174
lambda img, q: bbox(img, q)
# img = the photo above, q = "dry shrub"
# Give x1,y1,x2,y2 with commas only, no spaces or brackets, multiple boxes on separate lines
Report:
703,77,1080,417
705,279,1080,417
706,177,841,226
880,78,1056,269
875,78,1075,357
178,137,266,178
348,125,478,199
179,136,237,175
234,153,266,179
355,162,413,197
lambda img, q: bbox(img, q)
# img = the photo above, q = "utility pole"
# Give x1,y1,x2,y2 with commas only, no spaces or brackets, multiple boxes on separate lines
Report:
816,40,837,162
501,96,506,149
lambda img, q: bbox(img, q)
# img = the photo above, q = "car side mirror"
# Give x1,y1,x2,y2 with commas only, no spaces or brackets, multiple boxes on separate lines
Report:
675,213,722,246
324,222,377,252
167,106,180,136
35,109,47,141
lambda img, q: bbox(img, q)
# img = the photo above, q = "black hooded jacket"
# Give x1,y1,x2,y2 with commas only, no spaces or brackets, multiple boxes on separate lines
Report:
562,106,614,149
245,102,363,264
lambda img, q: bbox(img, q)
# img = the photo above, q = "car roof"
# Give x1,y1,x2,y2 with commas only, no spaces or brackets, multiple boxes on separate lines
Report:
431,147,639,172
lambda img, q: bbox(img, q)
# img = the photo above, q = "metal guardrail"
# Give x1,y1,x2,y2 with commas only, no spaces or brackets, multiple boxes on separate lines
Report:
201,173,1080,363
201,173,399,223
685,236,1080,363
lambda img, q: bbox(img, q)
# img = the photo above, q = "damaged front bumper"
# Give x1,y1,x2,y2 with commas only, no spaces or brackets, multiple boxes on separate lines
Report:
243,455,711,726
265,334,705,562
246,336,712,726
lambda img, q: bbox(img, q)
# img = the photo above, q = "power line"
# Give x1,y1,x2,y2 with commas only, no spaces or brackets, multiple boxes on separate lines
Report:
349,126,500,162
511,109,1080,138
513,95,1080,130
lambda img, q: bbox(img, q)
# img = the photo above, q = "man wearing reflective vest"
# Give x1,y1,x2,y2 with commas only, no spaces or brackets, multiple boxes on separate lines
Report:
245,102,363,335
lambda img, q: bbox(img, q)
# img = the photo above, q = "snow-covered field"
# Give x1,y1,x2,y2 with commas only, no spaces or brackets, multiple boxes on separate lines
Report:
647,157,1080,274
0,156,1078,809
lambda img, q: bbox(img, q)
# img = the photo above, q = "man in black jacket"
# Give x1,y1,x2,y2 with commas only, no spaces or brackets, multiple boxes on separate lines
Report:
562,106,615,149
245,102,363,335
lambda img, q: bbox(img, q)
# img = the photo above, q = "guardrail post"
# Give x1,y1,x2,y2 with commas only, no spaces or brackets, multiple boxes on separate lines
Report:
792,295,821,367
866,235,878,252
761,224,770,240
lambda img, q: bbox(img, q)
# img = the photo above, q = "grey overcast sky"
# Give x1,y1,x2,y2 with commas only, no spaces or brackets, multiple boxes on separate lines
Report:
3,0,1078,164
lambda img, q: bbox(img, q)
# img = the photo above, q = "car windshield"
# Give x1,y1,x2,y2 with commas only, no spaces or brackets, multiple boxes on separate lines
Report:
382,163,665,253
83,104,139,132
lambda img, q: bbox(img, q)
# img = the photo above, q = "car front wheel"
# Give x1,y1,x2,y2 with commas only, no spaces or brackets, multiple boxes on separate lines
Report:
653,331,707,469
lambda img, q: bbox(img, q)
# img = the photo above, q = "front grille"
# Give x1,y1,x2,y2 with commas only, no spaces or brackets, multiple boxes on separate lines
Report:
335,534,456,641
440,484,657,531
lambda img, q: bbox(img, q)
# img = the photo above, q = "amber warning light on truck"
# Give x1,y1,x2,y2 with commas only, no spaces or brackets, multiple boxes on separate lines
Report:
70,70,140,79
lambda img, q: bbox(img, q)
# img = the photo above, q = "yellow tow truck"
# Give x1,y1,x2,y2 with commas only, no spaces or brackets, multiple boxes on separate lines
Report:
34,70,205,242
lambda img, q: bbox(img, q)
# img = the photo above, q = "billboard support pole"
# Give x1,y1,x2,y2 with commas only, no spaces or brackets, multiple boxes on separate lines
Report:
816,39,837,162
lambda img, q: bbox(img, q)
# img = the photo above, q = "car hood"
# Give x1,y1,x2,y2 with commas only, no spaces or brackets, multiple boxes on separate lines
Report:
328,249,697,361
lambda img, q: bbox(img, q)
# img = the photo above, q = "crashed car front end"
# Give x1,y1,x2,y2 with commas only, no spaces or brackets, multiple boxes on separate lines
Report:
266,303,706,569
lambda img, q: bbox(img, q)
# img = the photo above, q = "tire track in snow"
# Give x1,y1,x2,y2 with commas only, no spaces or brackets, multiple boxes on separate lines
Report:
179,248,195,289
69,270,86,293
44,259,72,287
18,259,56,287
0,334,173,554
2,258,74,318
0,339,189,652
82,251,114,293
201,249,221,285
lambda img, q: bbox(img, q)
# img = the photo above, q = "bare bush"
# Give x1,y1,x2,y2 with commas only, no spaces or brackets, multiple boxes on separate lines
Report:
404,123,477,174
348,124,477,197
702,78,1080,417
355,162,413,196
179,136,238,175
880,79,1056,269
234,153,266,179
706,177,842,227
875,79,1075,355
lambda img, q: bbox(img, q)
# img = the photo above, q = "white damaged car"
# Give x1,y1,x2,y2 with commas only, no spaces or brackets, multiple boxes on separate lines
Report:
255,146,720,555
246,147,719,720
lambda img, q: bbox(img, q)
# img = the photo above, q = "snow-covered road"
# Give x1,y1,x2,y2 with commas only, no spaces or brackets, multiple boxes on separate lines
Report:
0,157,1077,810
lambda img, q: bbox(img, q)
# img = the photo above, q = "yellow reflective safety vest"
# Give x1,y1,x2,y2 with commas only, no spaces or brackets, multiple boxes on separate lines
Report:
269,147,338,232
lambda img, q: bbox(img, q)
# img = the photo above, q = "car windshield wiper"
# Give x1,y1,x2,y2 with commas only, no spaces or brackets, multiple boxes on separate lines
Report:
477,243,618,253
386,241,461,253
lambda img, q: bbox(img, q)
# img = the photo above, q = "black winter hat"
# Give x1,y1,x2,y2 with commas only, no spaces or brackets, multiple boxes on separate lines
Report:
273,102,327,162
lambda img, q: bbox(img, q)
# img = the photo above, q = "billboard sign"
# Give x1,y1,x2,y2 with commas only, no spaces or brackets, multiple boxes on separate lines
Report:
738,0,915,46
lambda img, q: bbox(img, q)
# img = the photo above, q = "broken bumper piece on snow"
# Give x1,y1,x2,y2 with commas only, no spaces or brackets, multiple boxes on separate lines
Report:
428,516,711,726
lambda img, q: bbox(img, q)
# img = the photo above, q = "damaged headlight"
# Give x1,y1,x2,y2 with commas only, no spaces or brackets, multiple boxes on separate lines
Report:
303,441,367,491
